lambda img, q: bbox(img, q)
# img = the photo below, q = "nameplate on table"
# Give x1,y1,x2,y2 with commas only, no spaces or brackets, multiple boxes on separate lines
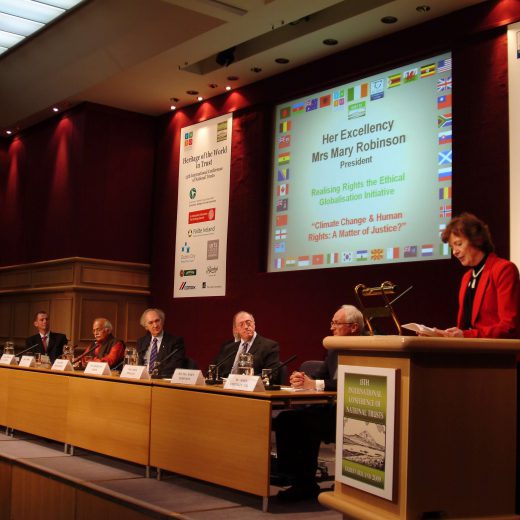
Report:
51,359,74,372
120,365,150,380
84,361,111,375
171,369,205,385
19,355,36,368
224,374,265,392
0,354,17,365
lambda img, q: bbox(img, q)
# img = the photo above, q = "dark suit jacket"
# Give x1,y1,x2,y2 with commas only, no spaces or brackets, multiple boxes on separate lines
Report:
213,334,280,381
25,331,67,364
137,331,185,378
312,350,338,391
457,252,520,339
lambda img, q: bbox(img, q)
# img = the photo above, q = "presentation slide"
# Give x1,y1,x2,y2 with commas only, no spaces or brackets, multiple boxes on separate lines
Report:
268,52,453,272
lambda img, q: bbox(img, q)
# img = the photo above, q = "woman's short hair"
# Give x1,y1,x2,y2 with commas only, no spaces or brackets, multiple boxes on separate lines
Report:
441,212,494,253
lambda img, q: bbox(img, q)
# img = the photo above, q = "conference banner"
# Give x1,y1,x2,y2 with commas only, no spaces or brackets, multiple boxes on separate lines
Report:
173,114,232,298
336,365,396,500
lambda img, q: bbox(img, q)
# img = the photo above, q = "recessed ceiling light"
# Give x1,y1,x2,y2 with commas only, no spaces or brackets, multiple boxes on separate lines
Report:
208,83,218,89
250,67,262,73
6,130,12,135
416,5,431,13
227,76,239,81
275,58,289,64
197,96,203,102
381,16,398,24
52,107,59,112
225,86,231,91
170,104,176,111
323,38,338,46
186,90,199,95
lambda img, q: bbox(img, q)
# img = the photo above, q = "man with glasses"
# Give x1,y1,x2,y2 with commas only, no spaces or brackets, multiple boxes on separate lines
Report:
274,304,364,501
212,310,280,379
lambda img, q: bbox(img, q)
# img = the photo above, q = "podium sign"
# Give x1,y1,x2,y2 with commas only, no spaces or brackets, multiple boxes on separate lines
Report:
336,365,396,501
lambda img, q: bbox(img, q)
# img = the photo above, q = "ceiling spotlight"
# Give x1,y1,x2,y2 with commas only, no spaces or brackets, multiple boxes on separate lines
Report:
416,5,431,13
170,104,176,111
197,96,203,102
381,16,398,24
227,76,239,81
323,38,338,46
52,107,59,112
209,83,218,88
225,86,231,91
250,67,262,73
275,58,290,64
186,90,199,95
6,130,12,135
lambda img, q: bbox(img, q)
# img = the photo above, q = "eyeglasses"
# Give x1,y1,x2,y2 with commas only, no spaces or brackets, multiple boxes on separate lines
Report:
330,321,356,327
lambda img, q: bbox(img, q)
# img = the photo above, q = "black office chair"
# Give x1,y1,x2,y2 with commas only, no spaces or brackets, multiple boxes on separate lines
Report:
299,359,325,379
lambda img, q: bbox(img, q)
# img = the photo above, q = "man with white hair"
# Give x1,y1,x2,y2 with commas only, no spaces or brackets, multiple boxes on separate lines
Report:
274,304,364,501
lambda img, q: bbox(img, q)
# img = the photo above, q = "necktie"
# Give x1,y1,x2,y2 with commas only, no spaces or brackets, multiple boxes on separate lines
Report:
42,335,48,352
149,337,158,373
231,342,248,374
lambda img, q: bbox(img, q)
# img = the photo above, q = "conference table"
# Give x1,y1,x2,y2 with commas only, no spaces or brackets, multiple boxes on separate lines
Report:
0,364,334,511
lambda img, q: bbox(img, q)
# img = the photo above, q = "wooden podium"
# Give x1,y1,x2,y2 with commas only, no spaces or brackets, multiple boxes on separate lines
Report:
319,335,520,520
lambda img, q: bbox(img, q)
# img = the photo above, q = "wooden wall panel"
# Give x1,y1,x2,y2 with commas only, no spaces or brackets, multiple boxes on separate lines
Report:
10,466,75,520
0,460,11,520
0,302,11,338
79,297,119,341
12,302,30,341
51,296,74,341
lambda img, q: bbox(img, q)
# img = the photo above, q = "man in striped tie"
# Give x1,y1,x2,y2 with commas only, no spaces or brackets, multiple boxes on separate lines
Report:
25,310,67,364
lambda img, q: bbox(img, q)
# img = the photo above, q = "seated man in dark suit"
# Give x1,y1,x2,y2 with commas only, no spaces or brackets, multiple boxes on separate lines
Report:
213,310,280,380
137,308,185,378
274,304,364,501
26,310,67,364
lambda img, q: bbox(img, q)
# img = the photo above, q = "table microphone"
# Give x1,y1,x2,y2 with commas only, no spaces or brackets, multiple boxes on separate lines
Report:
72,342,97,366
150,346,183,378
205,347,237,385
265,354,297,390
16,343,39,357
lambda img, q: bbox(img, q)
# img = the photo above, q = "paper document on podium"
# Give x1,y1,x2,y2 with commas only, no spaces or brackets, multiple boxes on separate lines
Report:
402,323,442,336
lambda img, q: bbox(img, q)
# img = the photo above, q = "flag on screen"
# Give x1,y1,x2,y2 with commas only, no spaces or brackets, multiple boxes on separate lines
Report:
305,98,318,112
404,246,417,258
348,101,366,119
421,63,436,77
438,58,452,73
286,257,297,267
438,150,452,165
275,242,286,253
277,183,289,197
276,214,288,226
341,251,353,263
327,253,339,264
320,94,331,108
370,79,385,100
292,101,305,114
278,152,290,165
274,258,284,269
440,243,450,256
279,106,291,119
438,112,452,128
437,76,452,91
278,135,291,148
356,250,368,261
277,168,289,181
437,94,452,110
439,223,447,235
403,68,418,83
438,130,452,145
387,73,401,88
440,204,452,218
347,84,368,101
275,228,287,240
298,256,310,266
371,248,384,261
439,187,452,199
333,89,345,109
276,199,288,212
438,167,452,181
421,244,434,256
387,247,399,259
279,120,292,133
312,254,324,265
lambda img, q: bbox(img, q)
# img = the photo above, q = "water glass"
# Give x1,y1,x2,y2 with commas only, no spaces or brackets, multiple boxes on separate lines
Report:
261,368,272,387
124,346,138,366
3,341,14,356
237,352,254,376
62,344,74,363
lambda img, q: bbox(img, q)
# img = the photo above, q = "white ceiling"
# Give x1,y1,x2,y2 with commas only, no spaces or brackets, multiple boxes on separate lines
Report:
0,0,485,133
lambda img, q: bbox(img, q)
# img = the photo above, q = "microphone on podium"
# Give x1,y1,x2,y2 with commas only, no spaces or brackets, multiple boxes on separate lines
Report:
72,342,97,367
205,347,237,385
16,343,39,357
150,346,183,379
264,354,297,390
